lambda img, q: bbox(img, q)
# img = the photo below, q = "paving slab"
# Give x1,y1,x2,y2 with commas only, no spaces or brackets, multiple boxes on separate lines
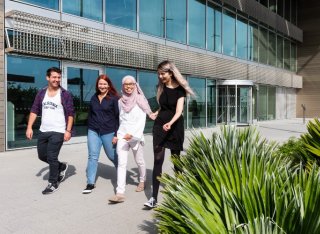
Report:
0,118,309,233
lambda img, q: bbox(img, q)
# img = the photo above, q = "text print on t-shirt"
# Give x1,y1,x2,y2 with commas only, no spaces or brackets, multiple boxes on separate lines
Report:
43,101,58,110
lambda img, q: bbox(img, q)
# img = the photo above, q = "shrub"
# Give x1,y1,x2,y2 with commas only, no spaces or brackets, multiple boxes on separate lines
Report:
155,126,320,234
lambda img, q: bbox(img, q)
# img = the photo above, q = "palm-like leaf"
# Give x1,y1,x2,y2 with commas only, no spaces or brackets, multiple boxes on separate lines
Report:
155,126,320,234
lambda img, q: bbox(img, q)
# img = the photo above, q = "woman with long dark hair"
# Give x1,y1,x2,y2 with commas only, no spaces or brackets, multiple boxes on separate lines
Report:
82,74,120,194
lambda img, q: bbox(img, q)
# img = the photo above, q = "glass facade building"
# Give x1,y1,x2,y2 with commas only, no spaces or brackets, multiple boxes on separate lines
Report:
2,0,302,150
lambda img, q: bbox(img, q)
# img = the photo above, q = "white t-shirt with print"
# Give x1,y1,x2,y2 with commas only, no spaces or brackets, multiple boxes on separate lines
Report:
40,89,66,133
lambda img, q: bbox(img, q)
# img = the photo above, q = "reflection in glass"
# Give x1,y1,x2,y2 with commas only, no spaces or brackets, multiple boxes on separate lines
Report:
67,67,99,136
277,35,284,68
188,77,206,128
188,0,205,48
277,0,284,17
236,16,248,60
207,79,216,127
284,39,291,70
7,55,60,149
291,42,297,72
284,0,291,21
237,87,251,124
269,0,277,13
19,0,59,10
106,67,136,93
260,0,268,7
257,85,276,121
63,0,103,21
268,86,276,120
207,3,222,53
106,0,136,30
166,0,187,44
248,22,259,62
268,31,276,66
222,10,236,57
259,26,268,64
138,71,158,133
291,0,297,24
139,0,164,37
258,85,267,121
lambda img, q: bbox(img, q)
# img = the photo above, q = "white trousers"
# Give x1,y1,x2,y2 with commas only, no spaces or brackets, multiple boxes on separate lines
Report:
116,138,146,194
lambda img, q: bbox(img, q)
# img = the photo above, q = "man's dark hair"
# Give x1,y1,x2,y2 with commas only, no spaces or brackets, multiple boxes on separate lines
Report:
46,67,62,77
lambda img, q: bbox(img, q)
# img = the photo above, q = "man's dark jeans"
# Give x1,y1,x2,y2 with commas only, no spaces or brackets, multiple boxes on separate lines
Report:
37,131,64,184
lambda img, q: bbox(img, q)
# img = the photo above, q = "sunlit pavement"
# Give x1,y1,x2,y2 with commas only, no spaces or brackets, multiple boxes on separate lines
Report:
0,118,308,233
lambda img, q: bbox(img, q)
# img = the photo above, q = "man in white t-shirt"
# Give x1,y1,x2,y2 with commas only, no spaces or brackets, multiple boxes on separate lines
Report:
26,67,75,195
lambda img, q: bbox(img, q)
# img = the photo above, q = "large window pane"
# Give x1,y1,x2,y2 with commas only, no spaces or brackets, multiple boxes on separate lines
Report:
188,77,206,128
207,79,216,127
284,39,291,70
166,0,187,44
236,16,248,60
67,67,99,136
258,85,267,121
248,22,259,62
63,0,102,21
277,35,284,68
277,0,284,17
19,0,58,10
269,0,277,13
260,0,268,7
138,71,158,133
268,31,276,66
105,67,136,93
139,0,164,37
291,0,297,24
7,55,60,149
106,0,136,30
222,10,236,57
267,86,276,120
259,26,268,64
207,3,222,53
284,0,291,21
291,42,297,72
188,0,205,48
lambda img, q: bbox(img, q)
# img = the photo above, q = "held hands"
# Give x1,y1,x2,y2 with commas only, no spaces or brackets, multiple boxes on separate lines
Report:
148,112,158,120
112,136,118,144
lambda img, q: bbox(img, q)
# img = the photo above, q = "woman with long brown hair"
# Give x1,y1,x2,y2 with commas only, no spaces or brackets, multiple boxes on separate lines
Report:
82,74,120,194
144,61,194,208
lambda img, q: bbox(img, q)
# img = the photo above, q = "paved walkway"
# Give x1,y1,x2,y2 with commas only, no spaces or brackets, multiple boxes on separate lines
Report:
0,118,309,234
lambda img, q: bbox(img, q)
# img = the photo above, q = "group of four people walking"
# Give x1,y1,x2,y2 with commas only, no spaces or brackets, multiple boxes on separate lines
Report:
26,60,194,208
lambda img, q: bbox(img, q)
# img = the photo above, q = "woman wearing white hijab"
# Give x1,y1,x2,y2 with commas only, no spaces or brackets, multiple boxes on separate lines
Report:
109,75,155,203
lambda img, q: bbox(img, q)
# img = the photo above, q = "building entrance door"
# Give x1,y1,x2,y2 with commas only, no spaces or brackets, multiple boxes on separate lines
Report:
217,80,254,125
62,62,104,136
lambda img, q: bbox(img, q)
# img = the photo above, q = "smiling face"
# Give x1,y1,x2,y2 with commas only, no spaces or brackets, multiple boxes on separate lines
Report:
46,71,61,89
158,70,173,85
123,78,136,95
97,78,109,95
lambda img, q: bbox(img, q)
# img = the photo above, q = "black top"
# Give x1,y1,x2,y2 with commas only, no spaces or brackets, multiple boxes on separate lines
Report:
88,94,119,136
153,85,186,150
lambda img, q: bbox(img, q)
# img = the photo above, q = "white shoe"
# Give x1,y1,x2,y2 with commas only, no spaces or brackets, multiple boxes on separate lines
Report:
144,197,157,208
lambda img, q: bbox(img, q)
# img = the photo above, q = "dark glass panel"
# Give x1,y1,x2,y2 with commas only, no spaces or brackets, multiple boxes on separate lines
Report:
106,0,137,30
7,55,60,149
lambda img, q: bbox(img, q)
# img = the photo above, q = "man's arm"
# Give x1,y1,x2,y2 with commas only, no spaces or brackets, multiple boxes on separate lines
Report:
26,112,37,140
64,116,74,141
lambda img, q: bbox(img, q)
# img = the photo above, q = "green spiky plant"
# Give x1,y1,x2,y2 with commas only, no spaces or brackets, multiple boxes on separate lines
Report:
155,126,320,234
274,119,320,173
301,118,320,160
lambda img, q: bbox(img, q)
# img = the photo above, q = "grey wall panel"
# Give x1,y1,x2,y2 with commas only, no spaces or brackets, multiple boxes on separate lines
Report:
6,10,302,88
